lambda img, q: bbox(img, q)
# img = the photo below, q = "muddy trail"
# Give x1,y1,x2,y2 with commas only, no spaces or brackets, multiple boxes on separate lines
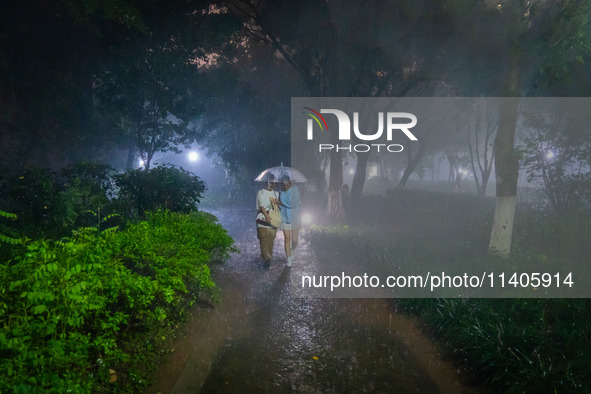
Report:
146,206,484,393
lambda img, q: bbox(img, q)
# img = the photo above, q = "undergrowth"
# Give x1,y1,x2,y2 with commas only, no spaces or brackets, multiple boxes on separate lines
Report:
0,210,235,393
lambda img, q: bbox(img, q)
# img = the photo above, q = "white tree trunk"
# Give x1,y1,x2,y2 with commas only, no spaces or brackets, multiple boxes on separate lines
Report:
488,195,517,256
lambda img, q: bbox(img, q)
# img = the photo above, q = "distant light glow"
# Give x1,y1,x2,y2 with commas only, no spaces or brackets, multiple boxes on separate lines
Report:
458,168,468,176
138,159,145,167
188,151,199,161
545,151,555,160
348,169,355,175
302,213,312,225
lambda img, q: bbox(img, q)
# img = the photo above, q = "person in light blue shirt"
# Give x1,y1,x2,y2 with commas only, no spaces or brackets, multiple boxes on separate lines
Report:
278,177,302,266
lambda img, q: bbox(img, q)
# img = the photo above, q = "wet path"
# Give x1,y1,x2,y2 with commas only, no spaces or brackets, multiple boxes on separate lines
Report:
146,207,483,394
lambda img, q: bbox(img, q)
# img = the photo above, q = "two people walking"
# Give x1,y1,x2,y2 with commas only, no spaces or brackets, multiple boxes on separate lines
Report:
256,175,301,268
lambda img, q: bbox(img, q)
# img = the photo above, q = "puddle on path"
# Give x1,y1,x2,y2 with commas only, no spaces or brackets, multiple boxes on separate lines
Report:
146,207,485,394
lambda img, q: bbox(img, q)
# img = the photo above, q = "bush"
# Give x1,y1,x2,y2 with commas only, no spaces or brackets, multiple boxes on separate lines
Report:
0,163,207,241
0,163,119,240
1,167,66,239
0,210,235,392
58,162,119,232
114,165,206,220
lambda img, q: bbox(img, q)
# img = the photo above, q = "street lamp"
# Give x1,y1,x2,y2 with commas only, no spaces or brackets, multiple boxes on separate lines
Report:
302,213,312,225
188,151,199,162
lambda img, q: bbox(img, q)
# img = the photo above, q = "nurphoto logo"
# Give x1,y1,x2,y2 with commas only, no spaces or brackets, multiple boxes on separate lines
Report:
303,107,418,153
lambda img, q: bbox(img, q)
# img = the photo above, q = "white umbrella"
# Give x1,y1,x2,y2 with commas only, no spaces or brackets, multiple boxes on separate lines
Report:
254,164,308,183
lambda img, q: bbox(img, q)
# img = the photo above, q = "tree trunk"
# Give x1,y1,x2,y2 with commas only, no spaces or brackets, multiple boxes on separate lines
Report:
397,142,425,189
350,151,369,205
488,97,520,256
480,169,492,197
126,142,136,170
327,147,345,223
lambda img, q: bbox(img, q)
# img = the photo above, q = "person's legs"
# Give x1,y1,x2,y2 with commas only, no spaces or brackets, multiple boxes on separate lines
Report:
267,228,277,259
257,227,276,266
257,227,267,259
291,228,299,250
283,229,291,258
283,229,293,266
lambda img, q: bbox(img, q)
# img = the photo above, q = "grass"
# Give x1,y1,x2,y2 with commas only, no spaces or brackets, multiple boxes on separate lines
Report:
306,189,591,393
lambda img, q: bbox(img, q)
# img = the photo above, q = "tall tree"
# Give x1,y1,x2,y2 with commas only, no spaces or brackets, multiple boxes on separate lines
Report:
466,99,497,197
94,1,239,170
0,0,239,172
484,0,591,255
439,0,591,255
192,39,301,192
96,37,200,170
226,0,457,220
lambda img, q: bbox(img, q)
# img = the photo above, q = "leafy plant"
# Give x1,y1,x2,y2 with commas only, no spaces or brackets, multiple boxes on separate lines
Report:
519,102,591,212
114,165,206,219
2,163,120,240
0,210,234,392
80,207,120,235
58,162,119,230
0,210,19,246
2,167,66,239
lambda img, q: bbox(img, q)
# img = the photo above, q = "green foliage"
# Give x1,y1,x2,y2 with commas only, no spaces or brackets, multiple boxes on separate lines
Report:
1,1,240,170
534,0,591,93
0,210,19,246
2,167,66,239
115,165,206,220
113,210,235,306
1,163,120,239
514,208,591,261
59,162,120,232
0,210,234,392
79,209,121,236
0,211,17,220
519,103,591,211
62,0,148,31
0,210,23,264
397,298,591,393
1,162,211,241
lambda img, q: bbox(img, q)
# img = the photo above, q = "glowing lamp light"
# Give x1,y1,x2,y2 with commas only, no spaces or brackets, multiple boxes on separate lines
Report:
545,151,555,160
138,159,145,167
302,213,312,225
188,151,199,161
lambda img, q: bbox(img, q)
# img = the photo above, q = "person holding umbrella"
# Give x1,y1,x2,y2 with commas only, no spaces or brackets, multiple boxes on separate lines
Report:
277,176,302,267
256,174,279,268
254,165,307,268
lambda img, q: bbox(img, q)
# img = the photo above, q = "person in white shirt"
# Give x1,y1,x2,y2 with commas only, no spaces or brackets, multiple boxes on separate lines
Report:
256,175,279,268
